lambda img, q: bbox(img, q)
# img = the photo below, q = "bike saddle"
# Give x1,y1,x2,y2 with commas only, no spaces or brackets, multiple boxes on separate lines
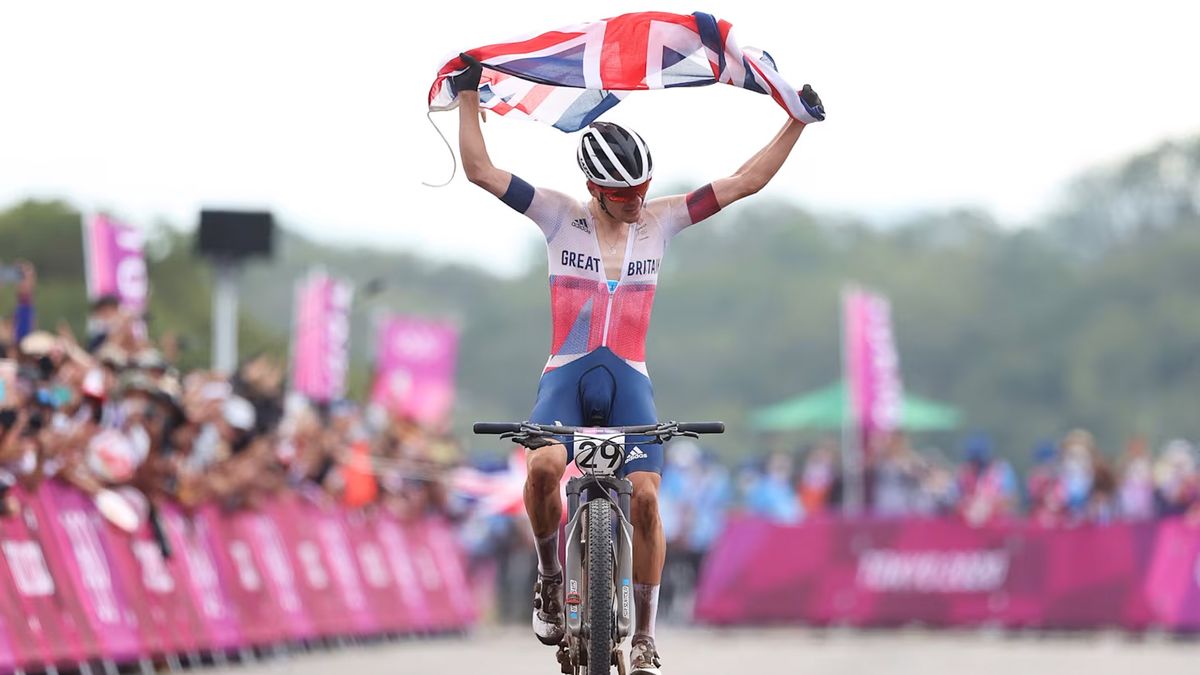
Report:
578,364,617,427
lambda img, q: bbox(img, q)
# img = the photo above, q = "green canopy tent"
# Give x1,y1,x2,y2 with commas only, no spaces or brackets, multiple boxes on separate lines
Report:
749,381,961,432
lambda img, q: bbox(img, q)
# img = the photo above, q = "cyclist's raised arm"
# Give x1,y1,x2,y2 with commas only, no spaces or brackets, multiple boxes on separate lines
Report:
709,117,804,209
651,114,806,239
459,91,513,197
455,54,512,198
710,84,824,210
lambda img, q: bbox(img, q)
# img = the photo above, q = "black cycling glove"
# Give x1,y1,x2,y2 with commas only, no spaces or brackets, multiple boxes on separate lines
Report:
453,52,483,94
800,84,825,121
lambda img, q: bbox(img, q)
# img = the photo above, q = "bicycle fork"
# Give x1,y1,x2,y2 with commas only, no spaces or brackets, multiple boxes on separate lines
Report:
564,476,635,643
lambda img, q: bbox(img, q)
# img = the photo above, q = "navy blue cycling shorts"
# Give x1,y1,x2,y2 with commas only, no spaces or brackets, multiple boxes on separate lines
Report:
528,347,663,476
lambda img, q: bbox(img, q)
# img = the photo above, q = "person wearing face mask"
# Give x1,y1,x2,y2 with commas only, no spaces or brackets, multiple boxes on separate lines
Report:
86,295,122,353
1153,439,1199,517
1059,429,1097,519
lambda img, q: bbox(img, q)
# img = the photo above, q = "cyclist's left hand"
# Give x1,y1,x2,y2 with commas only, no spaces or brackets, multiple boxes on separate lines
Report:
799,84,825,121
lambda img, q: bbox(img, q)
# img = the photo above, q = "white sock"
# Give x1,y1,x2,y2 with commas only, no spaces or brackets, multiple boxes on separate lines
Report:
536,531,561,576
633,583,660,639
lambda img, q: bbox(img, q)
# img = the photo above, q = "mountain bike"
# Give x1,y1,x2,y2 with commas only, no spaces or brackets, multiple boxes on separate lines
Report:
474,420,724,675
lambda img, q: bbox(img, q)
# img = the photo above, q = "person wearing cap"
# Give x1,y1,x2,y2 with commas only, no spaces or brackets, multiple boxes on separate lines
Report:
133,348,169,377
221,396,257,446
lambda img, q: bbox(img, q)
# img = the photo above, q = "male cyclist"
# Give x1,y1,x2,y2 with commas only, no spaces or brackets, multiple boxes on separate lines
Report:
454,54,822,674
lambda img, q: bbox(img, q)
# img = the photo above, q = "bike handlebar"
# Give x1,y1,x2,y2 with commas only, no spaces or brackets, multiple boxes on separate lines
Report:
676,422,725,434
472,422,523,435
473,420,725,440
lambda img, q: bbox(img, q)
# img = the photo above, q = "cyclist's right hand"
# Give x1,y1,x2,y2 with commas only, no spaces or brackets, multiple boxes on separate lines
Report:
452,52,483,95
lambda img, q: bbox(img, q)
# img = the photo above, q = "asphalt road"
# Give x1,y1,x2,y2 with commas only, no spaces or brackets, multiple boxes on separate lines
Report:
204,626,1196,675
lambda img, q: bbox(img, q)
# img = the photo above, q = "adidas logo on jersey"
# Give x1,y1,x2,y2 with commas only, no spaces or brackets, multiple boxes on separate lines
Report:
626,446,649,462
570,217,590,233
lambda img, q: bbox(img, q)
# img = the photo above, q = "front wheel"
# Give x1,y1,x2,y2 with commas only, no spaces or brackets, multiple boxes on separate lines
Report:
586,498,614,675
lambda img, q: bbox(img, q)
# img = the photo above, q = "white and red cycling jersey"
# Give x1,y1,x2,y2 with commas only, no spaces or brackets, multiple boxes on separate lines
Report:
499,175,721,376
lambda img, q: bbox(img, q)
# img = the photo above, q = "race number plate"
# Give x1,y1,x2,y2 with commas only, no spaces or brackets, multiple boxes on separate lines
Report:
573,431,625,476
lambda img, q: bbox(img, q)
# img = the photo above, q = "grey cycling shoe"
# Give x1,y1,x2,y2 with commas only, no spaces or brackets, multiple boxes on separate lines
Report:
532,570,566,646
630,635,662,674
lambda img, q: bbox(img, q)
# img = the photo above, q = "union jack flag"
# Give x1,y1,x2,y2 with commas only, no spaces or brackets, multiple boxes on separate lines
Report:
449,447,581,518
428,11,825,132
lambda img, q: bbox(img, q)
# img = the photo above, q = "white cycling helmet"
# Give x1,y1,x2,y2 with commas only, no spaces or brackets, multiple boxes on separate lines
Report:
576,122,653,188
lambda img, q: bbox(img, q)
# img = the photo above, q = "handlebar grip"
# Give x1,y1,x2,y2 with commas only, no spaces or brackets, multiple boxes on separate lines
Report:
473,422,523,435
677,422,725,434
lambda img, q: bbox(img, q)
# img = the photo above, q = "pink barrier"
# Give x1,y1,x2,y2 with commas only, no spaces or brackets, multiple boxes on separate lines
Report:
419,518,478,627
1145,520,1200,629
1,486,95,668
232,508,319,641
200,503,287,646
696,516,1200,629
18,485,104,663
0,482,476,671
162,504,242,651
343,508,418,633
0,613,13,674
374,516,435,629
118,509,209,655
269,497,354,637
302,499,379,635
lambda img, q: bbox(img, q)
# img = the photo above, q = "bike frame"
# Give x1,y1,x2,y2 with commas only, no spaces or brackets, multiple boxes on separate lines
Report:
563,473,634,644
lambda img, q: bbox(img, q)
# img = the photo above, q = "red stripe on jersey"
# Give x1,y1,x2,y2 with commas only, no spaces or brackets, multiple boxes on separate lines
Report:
604,284,656,362
686,184,721,224
548,277,608,355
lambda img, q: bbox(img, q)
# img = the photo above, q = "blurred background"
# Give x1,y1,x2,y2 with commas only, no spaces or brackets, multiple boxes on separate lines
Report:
3,1,1200,673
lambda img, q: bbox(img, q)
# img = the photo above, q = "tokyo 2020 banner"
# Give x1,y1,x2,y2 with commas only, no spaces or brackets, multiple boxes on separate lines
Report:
696,516,1200,630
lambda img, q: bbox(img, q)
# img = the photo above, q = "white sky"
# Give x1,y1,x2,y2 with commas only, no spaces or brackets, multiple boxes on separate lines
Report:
2,0,1198,276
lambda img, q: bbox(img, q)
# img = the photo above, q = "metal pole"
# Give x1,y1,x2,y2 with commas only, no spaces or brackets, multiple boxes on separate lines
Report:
841,286,863,516
213,259,240,374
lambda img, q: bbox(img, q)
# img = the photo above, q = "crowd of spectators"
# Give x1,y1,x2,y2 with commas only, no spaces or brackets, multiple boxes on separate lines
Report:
658,429,1200,534
0,260,459,543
